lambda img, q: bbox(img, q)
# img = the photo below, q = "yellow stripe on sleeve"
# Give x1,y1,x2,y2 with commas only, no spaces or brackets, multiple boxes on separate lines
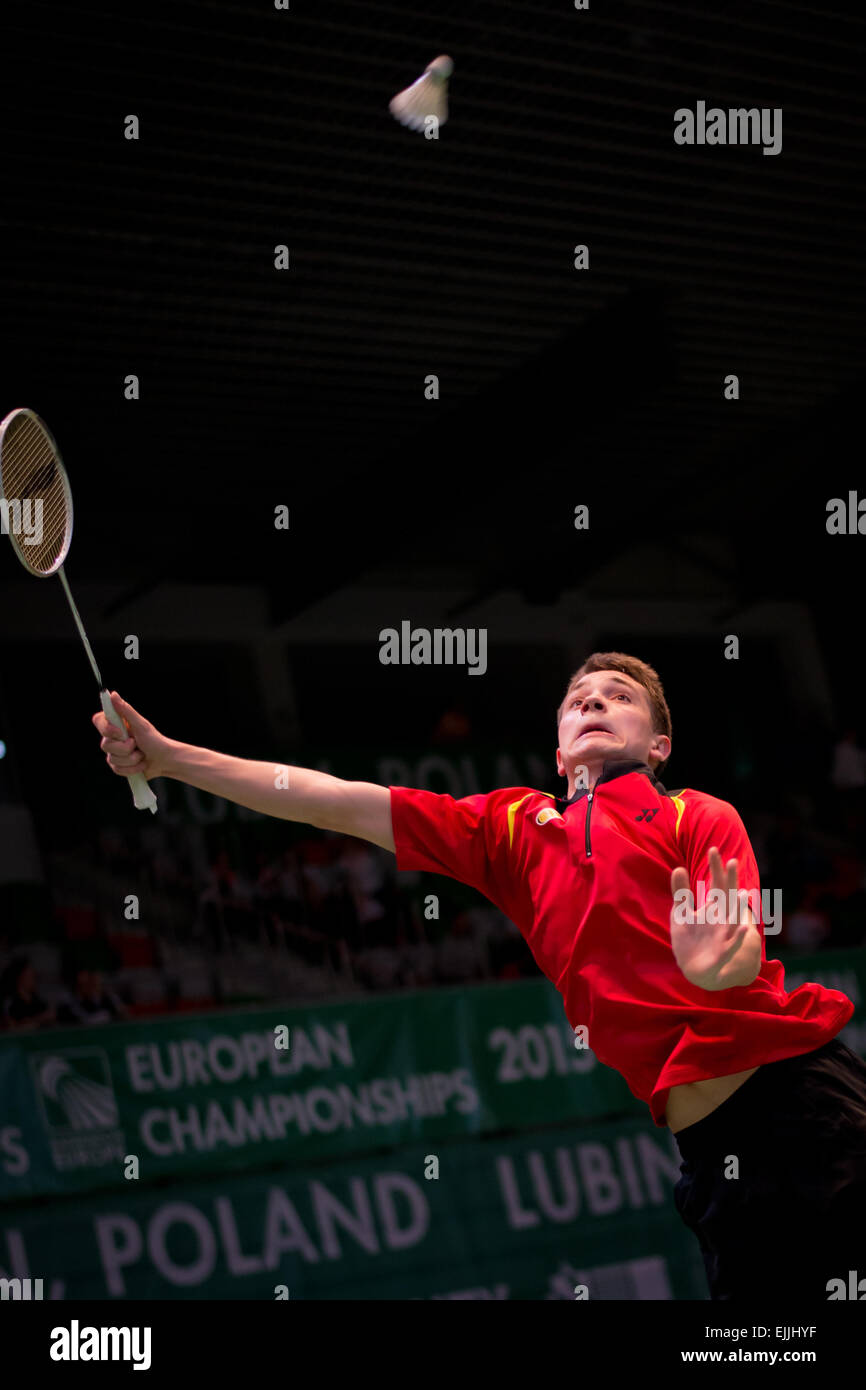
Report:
506,793,534,848
670,792,689,838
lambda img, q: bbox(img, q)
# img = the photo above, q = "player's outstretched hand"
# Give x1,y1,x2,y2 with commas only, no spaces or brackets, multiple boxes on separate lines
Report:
92,692,172,782
669,846,753,989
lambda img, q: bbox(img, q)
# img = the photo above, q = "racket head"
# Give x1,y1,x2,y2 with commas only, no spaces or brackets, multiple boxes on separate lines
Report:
0,407,74,577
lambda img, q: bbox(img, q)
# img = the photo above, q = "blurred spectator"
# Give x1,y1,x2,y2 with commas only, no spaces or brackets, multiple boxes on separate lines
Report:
817,852,866,950
252,849,278,909
765,803,832,910
400,924,437,988
298,837,336,905
436,912,487,983
783,885,831,953
354,944,401,991
831,728,866,790
199,848,254,945
487,913,534,979
56,968,128,1026
228,856,257,935
294,837,345,944
276,848,304,908
0,956,56,1030
260,852,308,953
431,704,472,744
337,838,400,950
150,839,184,891
830,728,866,841
97,824,133,872
257,848,304,933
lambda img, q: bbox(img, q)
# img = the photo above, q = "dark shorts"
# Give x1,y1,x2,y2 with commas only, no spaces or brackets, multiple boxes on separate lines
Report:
672,1036,866,1301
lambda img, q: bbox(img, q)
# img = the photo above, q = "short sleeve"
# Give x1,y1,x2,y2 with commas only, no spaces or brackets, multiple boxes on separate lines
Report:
389,785,531,924
680,794,763,930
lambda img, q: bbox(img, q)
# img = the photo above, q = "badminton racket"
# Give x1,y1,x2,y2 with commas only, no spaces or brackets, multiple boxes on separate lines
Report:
0,407,157,813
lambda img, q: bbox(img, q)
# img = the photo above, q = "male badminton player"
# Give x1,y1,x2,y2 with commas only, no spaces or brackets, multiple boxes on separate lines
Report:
93,651,866,1301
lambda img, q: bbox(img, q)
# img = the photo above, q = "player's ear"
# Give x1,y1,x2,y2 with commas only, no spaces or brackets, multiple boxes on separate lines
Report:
650,734,671,765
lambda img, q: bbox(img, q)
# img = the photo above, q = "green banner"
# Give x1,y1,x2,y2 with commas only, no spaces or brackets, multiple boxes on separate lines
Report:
0,1114,708,1300
2,953,863,1204
0,978,643,1201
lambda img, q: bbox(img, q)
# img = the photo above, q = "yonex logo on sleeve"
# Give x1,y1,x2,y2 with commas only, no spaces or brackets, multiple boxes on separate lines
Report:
635,808,659,822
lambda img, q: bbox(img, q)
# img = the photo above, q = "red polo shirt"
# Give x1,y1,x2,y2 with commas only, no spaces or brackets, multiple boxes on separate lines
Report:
390,759,853,1126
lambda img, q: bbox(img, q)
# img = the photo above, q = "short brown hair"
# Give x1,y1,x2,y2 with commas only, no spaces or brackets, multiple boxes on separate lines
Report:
556,651,673,772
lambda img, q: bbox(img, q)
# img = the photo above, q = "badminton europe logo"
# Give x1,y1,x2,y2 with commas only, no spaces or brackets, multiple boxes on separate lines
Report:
379,622,488,675
30,1050,126,1173
0,496,43,545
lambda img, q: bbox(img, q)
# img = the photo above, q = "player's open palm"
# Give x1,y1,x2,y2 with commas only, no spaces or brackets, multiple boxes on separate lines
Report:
92,692,171,782
669,846,752,989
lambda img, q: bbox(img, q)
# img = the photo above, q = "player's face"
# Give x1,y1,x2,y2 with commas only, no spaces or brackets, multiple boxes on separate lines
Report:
556,670,661,775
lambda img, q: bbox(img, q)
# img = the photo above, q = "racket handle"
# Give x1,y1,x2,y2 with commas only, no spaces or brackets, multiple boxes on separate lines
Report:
100,690,158,815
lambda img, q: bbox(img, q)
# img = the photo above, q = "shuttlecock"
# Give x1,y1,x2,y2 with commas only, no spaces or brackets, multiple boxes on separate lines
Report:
389,55,454,133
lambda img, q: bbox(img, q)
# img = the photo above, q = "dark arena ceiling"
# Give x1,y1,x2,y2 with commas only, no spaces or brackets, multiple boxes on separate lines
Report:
1,0,864,621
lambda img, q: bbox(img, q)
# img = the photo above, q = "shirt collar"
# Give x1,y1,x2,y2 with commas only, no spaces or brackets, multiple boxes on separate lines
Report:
557,758,668,808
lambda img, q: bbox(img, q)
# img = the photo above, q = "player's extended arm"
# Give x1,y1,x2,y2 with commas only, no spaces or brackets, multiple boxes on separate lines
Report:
92,692,396,853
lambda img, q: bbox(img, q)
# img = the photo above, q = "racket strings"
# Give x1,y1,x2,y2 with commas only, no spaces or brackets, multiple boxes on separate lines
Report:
0,413,70,574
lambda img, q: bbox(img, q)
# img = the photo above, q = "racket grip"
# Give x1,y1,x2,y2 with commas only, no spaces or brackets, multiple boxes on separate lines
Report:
100,690,158,815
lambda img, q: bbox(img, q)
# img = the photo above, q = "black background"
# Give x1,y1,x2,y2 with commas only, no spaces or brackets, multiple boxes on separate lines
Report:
0,0,864,824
